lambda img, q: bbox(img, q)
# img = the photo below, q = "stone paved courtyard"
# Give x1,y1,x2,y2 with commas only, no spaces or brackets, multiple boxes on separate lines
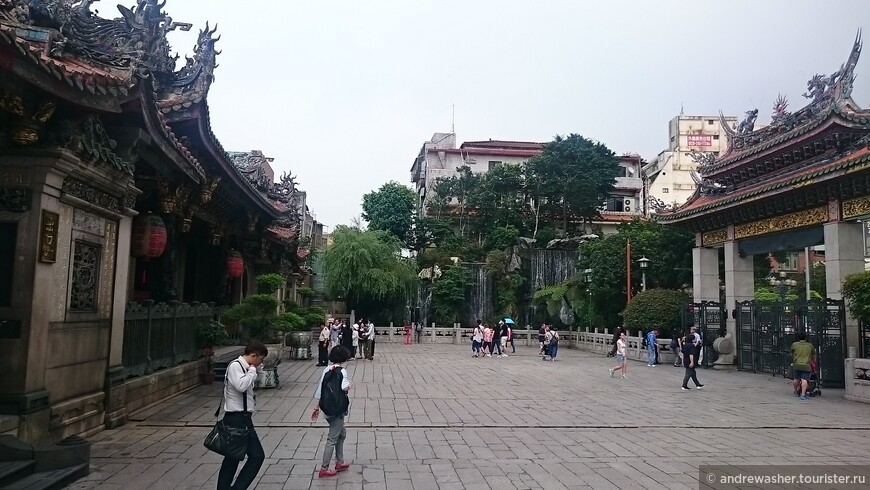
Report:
68,343,870,489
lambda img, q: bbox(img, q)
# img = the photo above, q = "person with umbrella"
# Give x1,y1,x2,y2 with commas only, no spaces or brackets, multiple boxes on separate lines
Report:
503,318,516,354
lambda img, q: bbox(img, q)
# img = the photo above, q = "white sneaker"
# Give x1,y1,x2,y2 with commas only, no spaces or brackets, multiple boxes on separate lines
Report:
681,387,690,391
496,355,502,358
501,354,508,358
485,354,491,357
621,375,627,380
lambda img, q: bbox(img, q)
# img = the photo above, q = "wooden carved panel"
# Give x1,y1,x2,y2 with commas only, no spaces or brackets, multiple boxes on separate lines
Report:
734,206,828,240
702,229,727,246
842,196,870,219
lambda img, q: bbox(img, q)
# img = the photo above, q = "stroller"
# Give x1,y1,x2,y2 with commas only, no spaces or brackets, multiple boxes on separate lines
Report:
806,358,821,397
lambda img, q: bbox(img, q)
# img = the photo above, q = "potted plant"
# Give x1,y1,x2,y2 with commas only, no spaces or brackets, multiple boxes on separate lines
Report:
197,320,229,385
222,273,285,340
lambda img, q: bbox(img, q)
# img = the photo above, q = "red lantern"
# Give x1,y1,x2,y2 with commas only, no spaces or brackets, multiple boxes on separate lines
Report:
227,250,244,279
131,213,167,259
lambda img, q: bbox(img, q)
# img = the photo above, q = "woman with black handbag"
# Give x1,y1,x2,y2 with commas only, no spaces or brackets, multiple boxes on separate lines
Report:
216,341,268,490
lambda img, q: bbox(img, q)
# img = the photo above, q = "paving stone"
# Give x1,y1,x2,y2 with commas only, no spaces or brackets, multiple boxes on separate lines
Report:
71,344,870,489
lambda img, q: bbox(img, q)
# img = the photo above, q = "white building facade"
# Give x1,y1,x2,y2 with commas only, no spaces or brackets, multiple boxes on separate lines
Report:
643,115,736,211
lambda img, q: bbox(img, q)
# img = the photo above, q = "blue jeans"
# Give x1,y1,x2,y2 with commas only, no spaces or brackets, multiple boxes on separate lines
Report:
549,343,558,359
647,345,656,365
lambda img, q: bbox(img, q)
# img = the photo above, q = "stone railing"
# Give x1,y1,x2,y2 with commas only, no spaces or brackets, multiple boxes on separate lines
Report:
122,300,218,378
845,358,870,404
372,324,677,363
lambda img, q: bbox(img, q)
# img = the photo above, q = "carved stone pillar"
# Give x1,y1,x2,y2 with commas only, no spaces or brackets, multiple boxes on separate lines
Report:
723,238,753,365
692,245,719,303
824,221,864,352
105,207,135,429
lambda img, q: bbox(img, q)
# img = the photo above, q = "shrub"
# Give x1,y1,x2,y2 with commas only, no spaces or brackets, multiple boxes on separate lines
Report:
622,288,689,337
842,271,870,324
197,320,229,348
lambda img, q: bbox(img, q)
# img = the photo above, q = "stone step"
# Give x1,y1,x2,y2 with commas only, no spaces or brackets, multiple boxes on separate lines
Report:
2,463,88,490
0,460,34,486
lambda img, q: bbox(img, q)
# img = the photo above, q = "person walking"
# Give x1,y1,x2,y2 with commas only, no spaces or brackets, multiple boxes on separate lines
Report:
367,320,376,360
414,322,424,344
311,346,352,478
681,333,704,390
791,332,815,400
472,320,483,357
358,321,369,360
351,323,360,359
609,331,628,379
508,324,516,353
646,328,659,367
547,328,559,361
499,321,509,358
542,325,552,361
538,323,547,358
216,341,268,490
317,323,330,366
492,321,504,357
329,320,341,351
671,330,683,367
340,321,353,357
483,324,494,357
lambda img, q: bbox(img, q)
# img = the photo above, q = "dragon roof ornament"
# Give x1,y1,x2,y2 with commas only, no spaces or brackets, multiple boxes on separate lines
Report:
715,30,863,160
1,0,220,99
228,150,303,223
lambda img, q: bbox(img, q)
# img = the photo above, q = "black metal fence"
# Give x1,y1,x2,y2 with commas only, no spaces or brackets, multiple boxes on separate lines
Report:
861,320,870,358
681,301,726,368
122,300,218,378
735,299,846,388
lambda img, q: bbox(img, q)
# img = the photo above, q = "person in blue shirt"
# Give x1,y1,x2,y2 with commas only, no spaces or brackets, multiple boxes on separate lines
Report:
646,328,659,367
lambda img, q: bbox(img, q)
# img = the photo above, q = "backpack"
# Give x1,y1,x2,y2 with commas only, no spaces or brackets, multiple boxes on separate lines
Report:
670,336,679,350
319,368,349,417
551,331,559,345
415,323,423,332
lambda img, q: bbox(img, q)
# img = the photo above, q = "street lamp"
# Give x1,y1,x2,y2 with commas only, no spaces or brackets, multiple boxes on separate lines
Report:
769,271,797,300
583,269,593,331
638,256,651,292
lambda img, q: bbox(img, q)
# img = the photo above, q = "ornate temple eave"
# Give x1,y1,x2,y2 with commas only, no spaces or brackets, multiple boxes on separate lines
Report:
138,87,204,184
190,104,281,219
0,31,130,113
703,110,870,181
658,146,870,228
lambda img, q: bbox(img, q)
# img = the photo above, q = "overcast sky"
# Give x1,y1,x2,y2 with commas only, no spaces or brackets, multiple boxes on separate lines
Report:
156,0,870,229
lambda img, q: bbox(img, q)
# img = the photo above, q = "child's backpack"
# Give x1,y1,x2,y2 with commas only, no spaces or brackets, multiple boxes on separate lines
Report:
319,368,349,417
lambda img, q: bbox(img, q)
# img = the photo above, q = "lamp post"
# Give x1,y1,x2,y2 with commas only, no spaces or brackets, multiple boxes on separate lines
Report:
638,256,651,292
769,271,797,300
584,269,593,331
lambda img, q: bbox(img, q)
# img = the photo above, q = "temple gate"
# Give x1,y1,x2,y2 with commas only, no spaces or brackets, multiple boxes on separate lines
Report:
658,33,869,387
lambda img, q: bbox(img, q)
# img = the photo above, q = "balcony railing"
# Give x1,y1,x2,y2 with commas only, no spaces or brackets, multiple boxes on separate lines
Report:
121,300,218,379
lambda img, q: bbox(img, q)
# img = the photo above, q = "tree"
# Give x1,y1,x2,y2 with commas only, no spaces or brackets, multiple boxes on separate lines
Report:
527,134,619,236
841,271,870,325
430,264,470,324
578,220,694,327
622,289,690,338
361,181,417,244
323,226,417,322
430,166,479,236
484,250,524,318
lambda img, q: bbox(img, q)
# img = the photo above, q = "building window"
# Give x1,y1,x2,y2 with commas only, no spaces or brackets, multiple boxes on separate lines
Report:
662,188,669,193
713,135,720,140
488,161,502,170
708,119,715,125
781,252,799,271
0,223,15,307
670,136,675,142
70,241,100,311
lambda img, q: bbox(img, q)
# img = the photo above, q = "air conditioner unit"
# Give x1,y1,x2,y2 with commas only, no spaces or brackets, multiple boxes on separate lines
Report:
624,199,632,206
625,206,631,212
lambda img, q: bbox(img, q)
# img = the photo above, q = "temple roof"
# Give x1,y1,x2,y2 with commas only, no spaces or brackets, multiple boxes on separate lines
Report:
0,0,303,224
658,31,870,225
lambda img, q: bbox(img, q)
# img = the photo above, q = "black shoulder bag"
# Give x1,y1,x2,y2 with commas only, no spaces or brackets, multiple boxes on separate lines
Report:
203,360,250,460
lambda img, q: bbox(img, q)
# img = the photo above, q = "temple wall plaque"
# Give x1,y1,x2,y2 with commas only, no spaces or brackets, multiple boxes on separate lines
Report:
842,196,870,219
702,229,727,246
39,210,59,263
734,206,828,240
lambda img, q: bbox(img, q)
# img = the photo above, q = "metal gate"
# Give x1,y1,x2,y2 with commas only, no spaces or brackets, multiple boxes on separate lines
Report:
861,320,870,358
735,299,846,388
681,301,726,368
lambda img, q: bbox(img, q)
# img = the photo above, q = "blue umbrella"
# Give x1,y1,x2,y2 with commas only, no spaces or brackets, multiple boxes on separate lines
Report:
503,318,515,324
